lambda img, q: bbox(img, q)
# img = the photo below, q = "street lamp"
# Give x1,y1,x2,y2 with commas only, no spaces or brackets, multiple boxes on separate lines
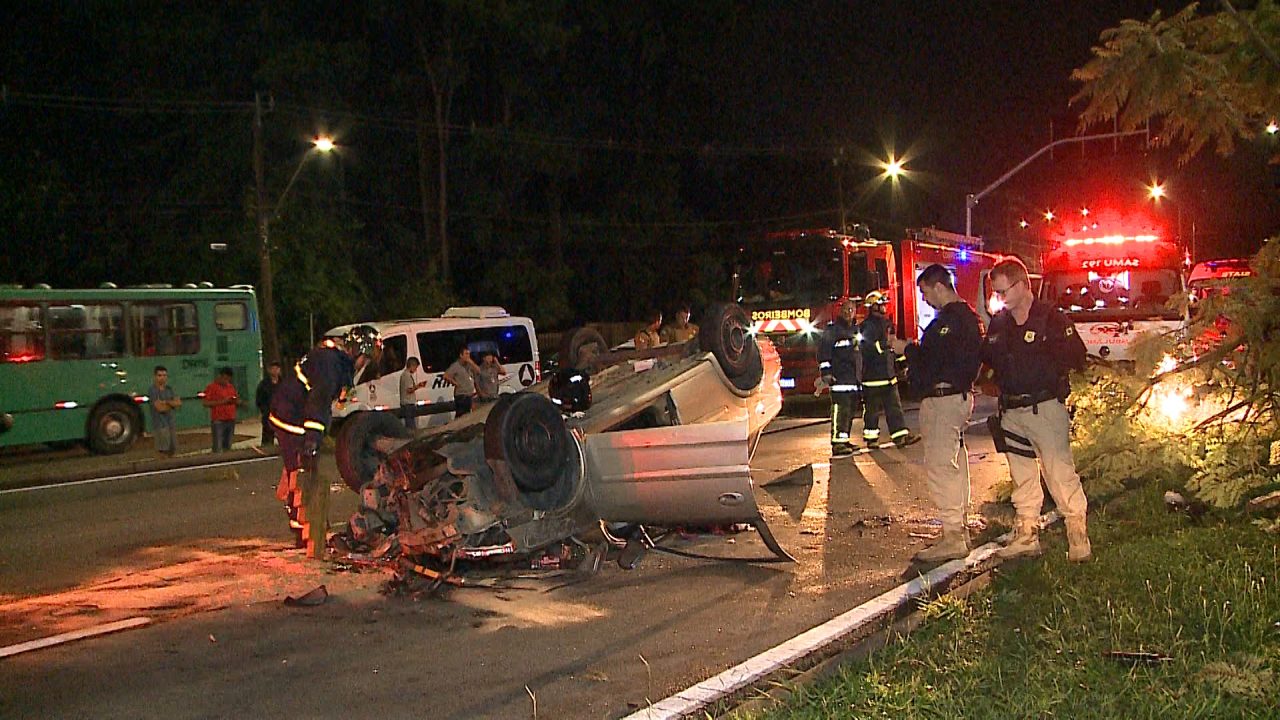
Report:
254,132,337,368
1147,181,1190,260
882,156,904,179
1043,209,1055,222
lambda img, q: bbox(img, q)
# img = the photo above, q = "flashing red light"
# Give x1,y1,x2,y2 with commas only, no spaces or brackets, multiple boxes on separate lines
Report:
1062,234,1159,247
3,352,43,363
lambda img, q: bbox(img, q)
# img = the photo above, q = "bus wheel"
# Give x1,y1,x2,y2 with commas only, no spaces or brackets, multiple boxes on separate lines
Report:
484,392,578,508
335,411,412,492
88,401,139,454
699,303,763,391
560,327,608,371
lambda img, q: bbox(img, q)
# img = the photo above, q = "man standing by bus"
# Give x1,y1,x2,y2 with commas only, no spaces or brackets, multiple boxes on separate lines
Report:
255,362,282,446
895,265,983,563
982,257,1092,562
202,367,241,452
270,326,380,556
817,297,862,457
147,365,181,457
859,292,919,449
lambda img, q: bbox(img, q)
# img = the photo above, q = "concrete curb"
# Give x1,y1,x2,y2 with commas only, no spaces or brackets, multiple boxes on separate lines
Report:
622,510,1062,720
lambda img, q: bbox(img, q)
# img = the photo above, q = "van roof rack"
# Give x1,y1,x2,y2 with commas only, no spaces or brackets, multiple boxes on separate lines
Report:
441,306,510,319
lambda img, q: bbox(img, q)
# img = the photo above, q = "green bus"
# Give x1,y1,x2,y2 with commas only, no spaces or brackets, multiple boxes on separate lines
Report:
0,285,263,453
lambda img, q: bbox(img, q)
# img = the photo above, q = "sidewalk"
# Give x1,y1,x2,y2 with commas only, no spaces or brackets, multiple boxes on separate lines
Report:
0,416,275,492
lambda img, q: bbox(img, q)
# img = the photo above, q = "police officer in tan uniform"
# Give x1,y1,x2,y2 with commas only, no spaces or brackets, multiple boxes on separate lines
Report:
982,256,1092,562
896,264,983,562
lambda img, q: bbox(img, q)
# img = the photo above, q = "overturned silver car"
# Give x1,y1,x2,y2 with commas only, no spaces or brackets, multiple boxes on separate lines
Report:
331,303,787,587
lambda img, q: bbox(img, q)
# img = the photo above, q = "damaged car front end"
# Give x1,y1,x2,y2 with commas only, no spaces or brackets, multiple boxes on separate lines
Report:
331,303,787,589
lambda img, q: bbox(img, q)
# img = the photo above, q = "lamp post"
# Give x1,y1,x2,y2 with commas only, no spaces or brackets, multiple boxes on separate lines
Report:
254,105,335,370
1147,181,1189,260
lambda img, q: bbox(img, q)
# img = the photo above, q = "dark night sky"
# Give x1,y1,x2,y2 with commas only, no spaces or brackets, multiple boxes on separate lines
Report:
694,0,1277,257
2,1,1276,282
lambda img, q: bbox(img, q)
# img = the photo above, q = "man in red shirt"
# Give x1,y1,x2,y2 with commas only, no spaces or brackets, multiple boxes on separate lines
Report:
202,367,241,452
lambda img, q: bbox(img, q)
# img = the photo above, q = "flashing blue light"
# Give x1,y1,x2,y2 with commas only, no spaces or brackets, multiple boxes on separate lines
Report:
958,249,969,262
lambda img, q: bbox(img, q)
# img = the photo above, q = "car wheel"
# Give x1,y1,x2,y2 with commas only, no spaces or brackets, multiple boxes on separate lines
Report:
698,302,764,391
335,411,412,492
560,327,608,371
87,400,139,454
484,392,571,494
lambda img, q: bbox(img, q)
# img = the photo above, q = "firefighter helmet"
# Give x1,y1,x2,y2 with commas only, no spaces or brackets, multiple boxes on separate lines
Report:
341,324,381,358
864,291,889,307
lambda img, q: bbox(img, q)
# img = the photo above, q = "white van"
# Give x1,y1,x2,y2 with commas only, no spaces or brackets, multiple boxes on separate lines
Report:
328,306,539,427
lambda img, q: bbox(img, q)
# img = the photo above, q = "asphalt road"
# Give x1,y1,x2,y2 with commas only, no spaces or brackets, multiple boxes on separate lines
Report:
0,399,1011,719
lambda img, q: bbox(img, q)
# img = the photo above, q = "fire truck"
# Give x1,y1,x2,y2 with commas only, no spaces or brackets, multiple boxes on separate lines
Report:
1037,214,1187,364
732,227,1001,397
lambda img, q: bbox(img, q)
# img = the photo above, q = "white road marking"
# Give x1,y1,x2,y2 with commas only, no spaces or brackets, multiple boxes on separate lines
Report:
0,455,278,496
0,617,153,659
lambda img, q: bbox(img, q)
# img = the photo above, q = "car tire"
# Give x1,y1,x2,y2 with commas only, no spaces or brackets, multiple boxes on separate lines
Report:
560,327,608,371
484,392,571,494
335,411,412,492
87,400,139,454
698,302,764,391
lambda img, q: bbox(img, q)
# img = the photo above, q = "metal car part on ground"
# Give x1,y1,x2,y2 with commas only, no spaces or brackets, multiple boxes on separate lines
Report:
331,303,787,586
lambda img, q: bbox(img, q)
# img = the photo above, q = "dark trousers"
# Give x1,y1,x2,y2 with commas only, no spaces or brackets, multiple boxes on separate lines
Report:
862,384,907,444
211,420,235,452
830,389,860,449
454,394,473,417
260,416,276,445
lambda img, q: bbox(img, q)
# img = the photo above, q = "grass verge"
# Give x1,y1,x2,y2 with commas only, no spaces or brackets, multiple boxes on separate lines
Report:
735,485,1280,719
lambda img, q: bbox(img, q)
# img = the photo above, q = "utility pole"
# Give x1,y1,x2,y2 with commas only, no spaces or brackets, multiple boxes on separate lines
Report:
965,129,1149,239
254,92,280,369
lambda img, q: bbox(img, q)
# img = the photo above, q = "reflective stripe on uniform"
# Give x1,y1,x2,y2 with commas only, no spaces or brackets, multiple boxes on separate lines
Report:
834,339,852,348
863,378,897,387
890,428,910,439
863,428,881,439
831,384,860,392
818,361,831,370
269,414,306,436
303,420,326,432
875,341,883,354
294,363,311,392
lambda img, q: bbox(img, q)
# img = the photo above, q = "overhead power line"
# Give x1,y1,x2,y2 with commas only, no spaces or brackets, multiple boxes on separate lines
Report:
4,87,846,158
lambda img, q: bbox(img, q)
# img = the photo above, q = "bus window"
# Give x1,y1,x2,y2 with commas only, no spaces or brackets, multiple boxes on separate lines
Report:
0,304,45,363
48,303,124,359
130,303,200,356
214,302,248,331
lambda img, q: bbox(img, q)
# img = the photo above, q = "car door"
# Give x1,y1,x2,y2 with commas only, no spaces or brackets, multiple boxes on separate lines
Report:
579,344,782,527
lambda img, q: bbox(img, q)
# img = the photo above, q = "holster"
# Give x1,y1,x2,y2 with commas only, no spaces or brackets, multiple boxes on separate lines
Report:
987,411,1037,459
986,414,1010,454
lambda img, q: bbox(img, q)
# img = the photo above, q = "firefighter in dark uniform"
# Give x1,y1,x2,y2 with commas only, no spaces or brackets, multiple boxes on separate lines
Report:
859,291,920,449
896,264,983,562
981,257,1092,562
817,297,863,457
269,325,380,557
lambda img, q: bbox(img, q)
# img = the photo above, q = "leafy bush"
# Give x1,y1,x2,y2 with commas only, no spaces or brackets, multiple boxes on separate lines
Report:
1070,239,1280,509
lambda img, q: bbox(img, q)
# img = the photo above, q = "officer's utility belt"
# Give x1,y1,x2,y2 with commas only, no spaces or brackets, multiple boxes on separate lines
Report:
925,383,967,398
999,390,1058,412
